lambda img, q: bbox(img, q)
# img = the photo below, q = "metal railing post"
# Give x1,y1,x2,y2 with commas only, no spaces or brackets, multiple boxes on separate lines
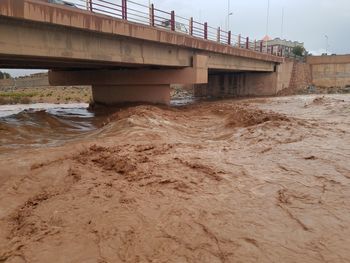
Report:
150,4,155,26
204,22,208,39
125,0,128,20
189,17,193,36
217,27,220,43
246,37,249,49
260,41,263,52
254,40,257,51
228,31,231,45
171,11,175,31
89,0,93,12
271,45,274,55
122,0,127,20
238,34,241,48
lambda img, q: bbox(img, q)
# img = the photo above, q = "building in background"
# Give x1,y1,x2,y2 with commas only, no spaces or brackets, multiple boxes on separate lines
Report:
255,35,304,57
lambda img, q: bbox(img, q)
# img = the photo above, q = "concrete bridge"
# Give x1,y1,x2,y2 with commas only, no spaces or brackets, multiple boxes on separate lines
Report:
0,0,286,105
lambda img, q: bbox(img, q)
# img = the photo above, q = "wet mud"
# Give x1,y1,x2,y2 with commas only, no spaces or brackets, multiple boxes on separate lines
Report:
0,94,349,262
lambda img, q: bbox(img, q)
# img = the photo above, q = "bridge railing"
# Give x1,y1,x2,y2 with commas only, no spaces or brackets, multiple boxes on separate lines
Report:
72,0,283,57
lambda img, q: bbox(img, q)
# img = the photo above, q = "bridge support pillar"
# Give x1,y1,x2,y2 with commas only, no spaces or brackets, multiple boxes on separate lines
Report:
48,55,208,105
92,85,171,106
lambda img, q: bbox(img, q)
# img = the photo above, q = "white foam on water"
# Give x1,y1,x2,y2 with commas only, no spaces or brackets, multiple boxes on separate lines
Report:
0,103,89,117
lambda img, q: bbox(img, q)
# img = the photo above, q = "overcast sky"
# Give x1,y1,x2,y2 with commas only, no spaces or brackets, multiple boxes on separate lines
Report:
3,0,349,77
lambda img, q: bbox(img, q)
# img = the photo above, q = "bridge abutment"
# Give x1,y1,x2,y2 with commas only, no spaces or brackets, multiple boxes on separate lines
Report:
194,62,293,98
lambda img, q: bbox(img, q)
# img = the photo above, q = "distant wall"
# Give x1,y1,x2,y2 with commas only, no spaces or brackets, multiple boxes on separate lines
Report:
0,74,49,88
0,78,14,88
307,55,350,88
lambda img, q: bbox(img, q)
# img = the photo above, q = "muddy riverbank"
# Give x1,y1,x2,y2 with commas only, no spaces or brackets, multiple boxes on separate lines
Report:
0,94,349,262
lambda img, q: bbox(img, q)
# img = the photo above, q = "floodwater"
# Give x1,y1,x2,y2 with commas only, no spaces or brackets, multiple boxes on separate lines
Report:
0,98,198,151
0,94,349,263
0,103,101,151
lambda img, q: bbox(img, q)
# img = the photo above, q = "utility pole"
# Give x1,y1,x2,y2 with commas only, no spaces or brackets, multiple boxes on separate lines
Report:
265,0,270,52
228,0,230,30
266,0,270,36
281,7,284,39
226,0,233,31
149,0,151,23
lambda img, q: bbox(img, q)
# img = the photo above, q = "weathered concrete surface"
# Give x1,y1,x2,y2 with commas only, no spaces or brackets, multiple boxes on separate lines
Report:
0,16,193,69
92,85,171,105
307,55,350,88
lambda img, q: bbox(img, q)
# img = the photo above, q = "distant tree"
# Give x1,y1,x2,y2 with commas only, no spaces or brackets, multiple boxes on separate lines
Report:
292,45,306,57
0,71,11,79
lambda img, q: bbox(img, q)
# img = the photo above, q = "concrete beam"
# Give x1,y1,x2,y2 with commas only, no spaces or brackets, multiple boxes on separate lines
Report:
92,85,171,105
0,16,192,68
49,68,208,86
49,55,209,86
208,53,275,72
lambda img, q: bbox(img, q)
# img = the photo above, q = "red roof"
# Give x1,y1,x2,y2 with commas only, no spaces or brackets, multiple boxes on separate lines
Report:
262,35,272,41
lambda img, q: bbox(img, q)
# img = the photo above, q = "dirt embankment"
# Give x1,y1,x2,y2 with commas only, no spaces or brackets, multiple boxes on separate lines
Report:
0,86,92,105
0,95,349,263
0,85,191,105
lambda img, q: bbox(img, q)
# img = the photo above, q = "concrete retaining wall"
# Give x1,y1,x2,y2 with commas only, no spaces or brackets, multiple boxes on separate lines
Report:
307,55,350,88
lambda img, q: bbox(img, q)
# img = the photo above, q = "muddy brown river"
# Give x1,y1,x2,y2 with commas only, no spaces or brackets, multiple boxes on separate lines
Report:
0,94,349,262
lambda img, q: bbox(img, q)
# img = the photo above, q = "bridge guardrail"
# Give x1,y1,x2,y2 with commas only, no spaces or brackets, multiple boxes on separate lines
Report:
72,0,283,57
